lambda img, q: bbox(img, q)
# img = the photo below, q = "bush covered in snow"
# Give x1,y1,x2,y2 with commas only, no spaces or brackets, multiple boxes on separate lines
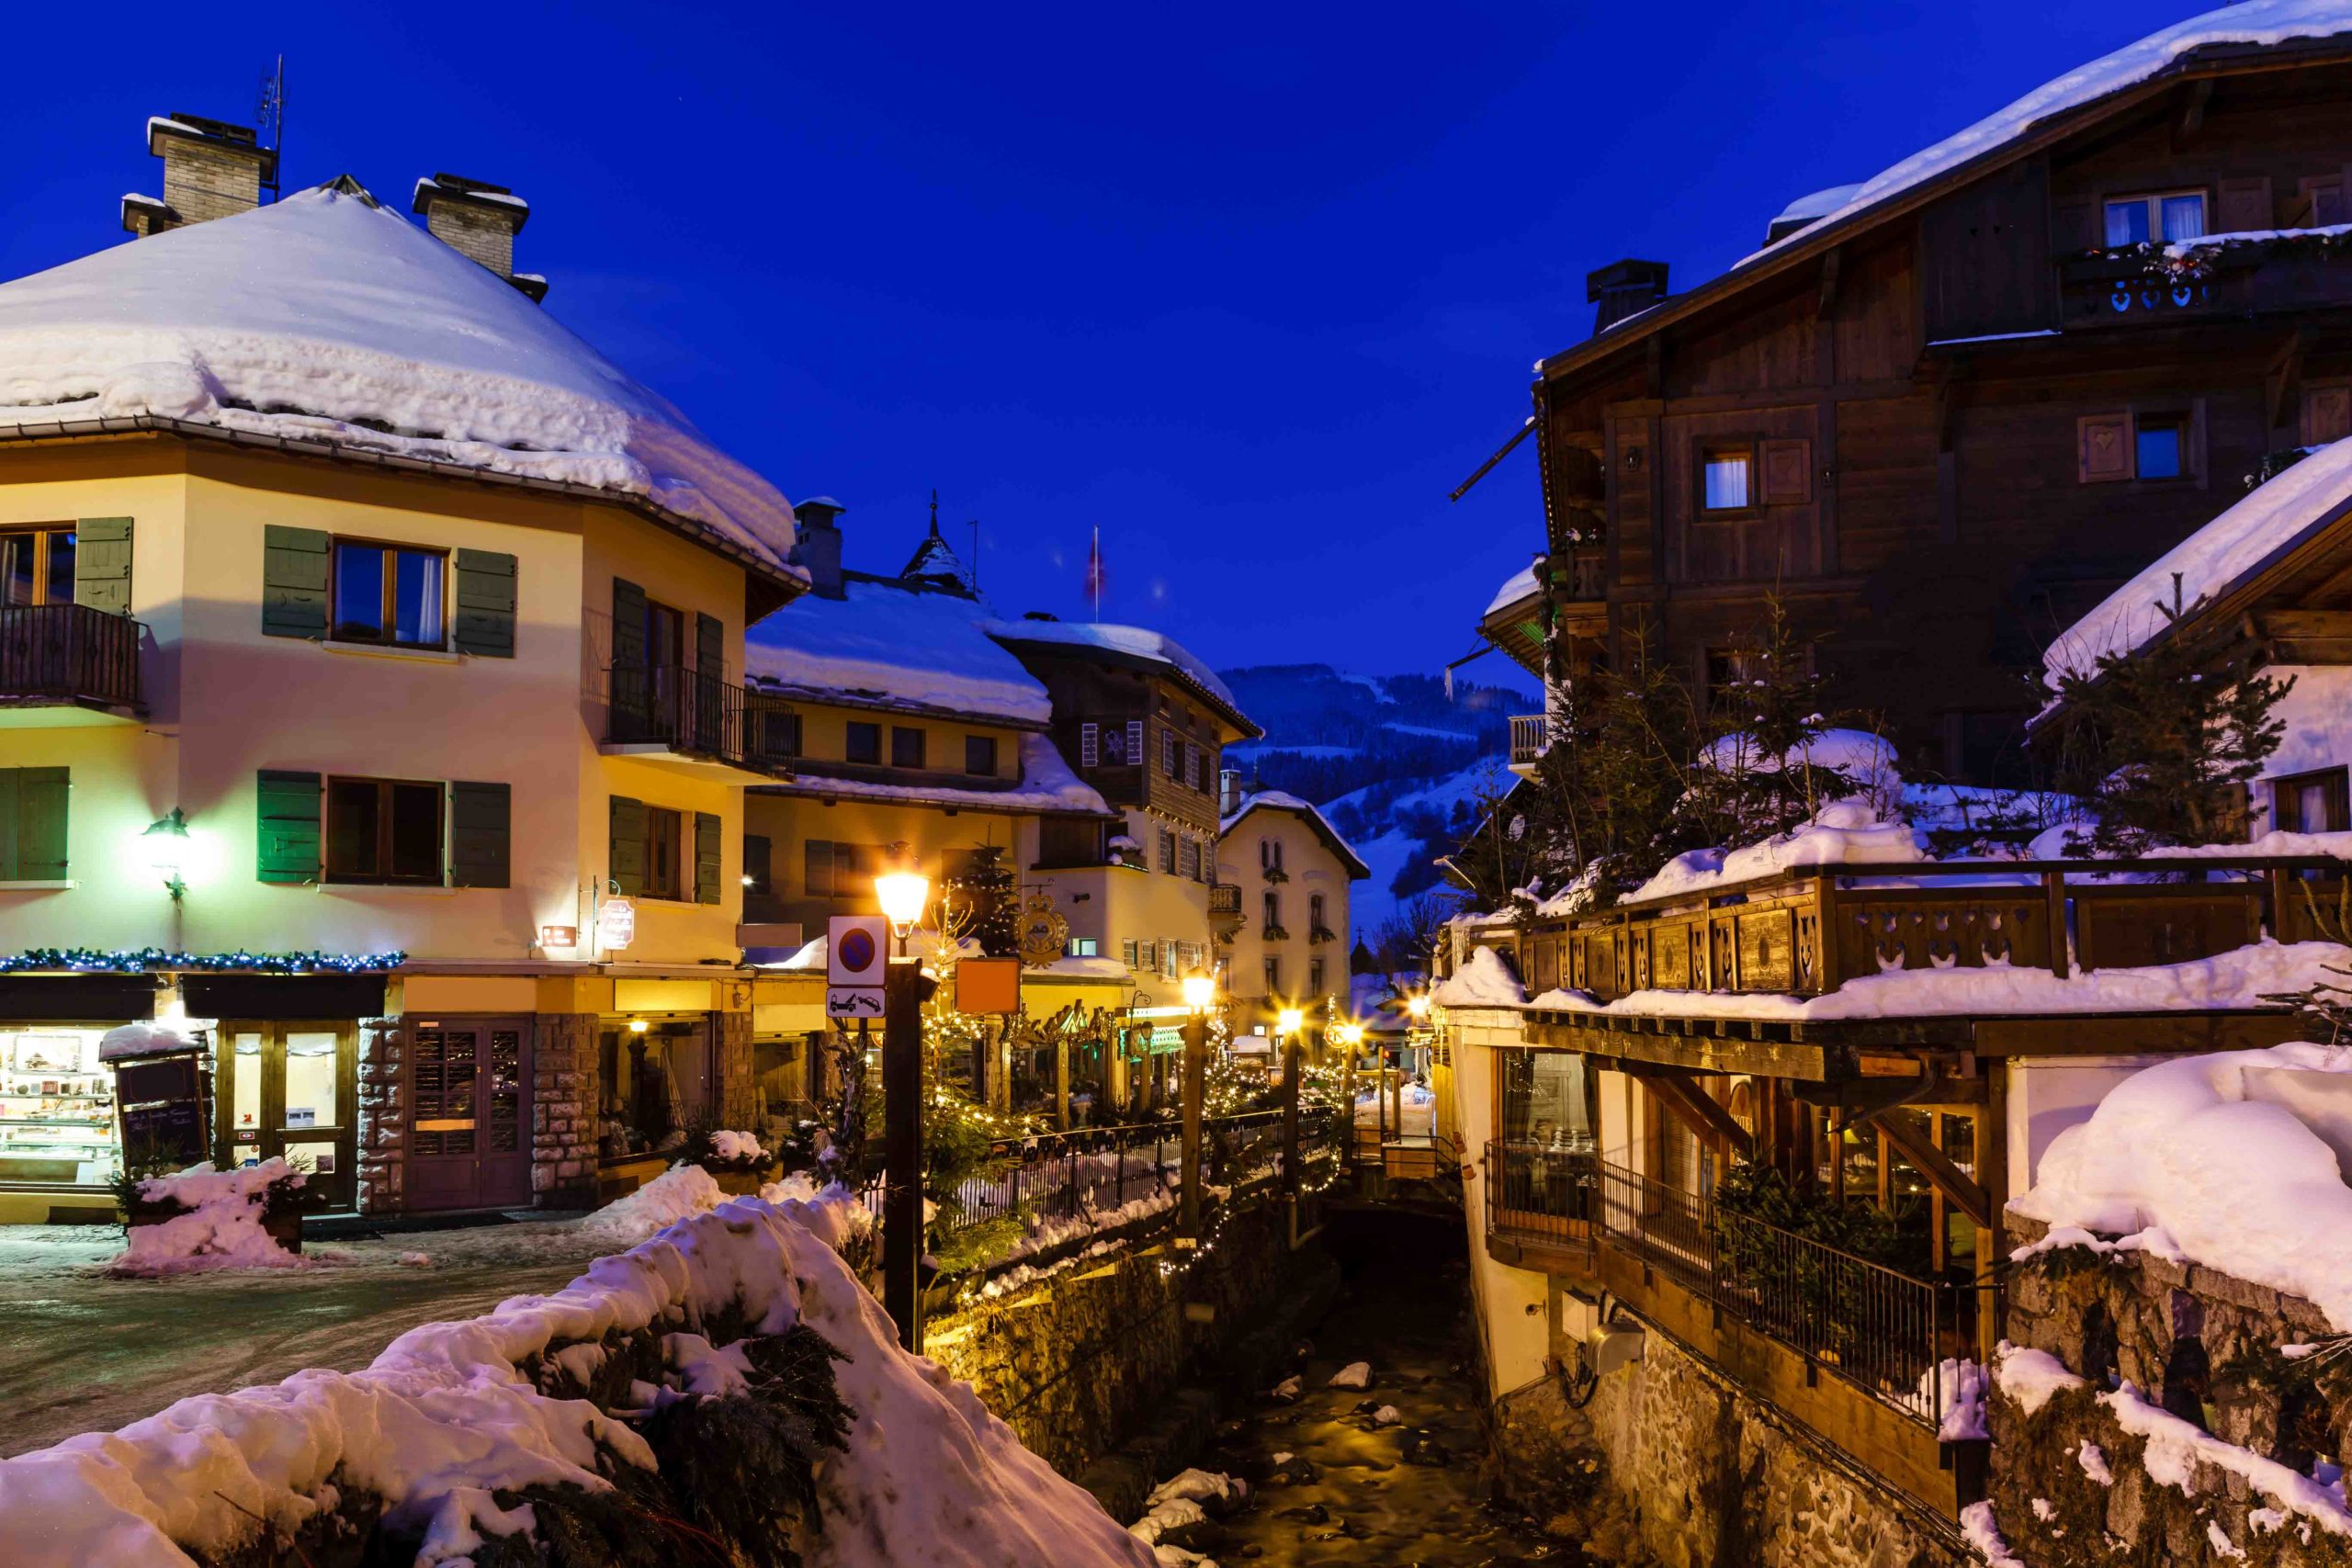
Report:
110,1157,308,1277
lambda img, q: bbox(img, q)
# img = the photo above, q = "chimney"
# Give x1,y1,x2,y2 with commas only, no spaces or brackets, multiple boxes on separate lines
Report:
789,497,846,599
123,112,276,235
412,174,546,300
1219,768,1242,818
1587,259,1669,337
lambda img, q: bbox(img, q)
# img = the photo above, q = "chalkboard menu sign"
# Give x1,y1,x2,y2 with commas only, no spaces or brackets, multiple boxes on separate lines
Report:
115,1049,209,1169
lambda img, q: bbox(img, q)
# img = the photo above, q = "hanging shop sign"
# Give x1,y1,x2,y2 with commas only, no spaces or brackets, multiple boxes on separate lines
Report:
598,897,637,953
1015,892,1070,968
827,915,888,1019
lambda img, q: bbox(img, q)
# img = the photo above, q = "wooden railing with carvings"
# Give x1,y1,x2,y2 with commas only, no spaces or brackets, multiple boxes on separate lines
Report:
1515,856,2350,1006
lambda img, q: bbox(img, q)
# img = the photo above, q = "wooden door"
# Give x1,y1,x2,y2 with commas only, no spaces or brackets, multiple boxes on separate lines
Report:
213,1021,357,1211
407,1019,534,1211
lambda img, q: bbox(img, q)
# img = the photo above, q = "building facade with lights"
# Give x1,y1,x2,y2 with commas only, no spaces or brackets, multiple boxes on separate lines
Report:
0,117,804,1221
1213,783,1366,1024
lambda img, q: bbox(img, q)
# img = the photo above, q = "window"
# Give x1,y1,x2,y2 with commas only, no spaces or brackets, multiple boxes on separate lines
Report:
325,776,443,885
1309,957,1326,995
743,833,773,897
1184,743,1203,791
804,840,881,898
332,540,447,648
1122,939,1139,968
0,767,69,880
1193,837,1208,883
1139,941,1159,972
1159,829,1177,874
1069,937,1100,958
1701,446,1755,513
644,807,684,899
2079,411,2198,484
965,735,998,776
2136,415,2188,480
1039,817,1103,865
1702,648,1758,709
890,727,926,769
1309,893,1326,931
1263,956,1282,995
2104,190,2206,246
2275,768,2350,833
845,722,881,765
1161,726,1179,777
1180,837,1200,880
1260,837,1283,871
1262,891,1281,930
1162,943,1181,979
1499,1051,1590,1146
0,526,74,607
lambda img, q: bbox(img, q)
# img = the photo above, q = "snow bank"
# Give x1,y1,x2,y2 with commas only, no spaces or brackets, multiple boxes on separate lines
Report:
579,1163,729,1239
1432,945,1525,1010
110,1158,304,1277
2010,1040,2352,1330
0,185,798,571
1328,1361,1373,1389
707,1130,766,1165
3,1185,1145,1568
1961,1501,2027,1568
746,576,1053,726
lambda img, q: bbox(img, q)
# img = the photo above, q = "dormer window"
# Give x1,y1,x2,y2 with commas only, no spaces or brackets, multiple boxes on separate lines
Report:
2104,190,2205,246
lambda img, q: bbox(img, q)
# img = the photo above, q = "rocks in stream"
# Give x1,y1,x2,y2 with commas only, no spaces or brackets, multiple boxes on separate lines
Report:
1402,1429,1452,1467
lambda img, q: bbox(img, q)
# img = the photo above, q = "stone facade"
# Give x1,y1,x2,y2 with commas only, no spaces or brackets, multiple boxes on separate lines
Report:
1984,1214,2349,1566
718,1008,755,1128
354,1016,405,1214
531,1012,596,1206
1491,1326,1964,1568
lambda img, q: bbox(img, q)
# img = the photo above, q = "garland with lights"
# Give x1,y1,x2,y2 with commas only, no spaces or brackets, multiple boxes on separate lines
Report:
0,948,408,976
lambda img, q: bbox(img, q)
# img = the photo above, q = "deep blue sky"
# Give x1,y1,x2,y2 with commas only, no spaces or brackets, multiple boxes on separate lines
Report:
5,3,2198,688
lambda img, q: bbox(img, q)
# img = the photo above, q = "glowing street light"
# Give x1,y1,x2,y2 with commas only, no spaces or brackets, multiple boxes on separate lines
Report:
1406,992,1431,1021
1275,1005,1305,1037
874,842,930,954
1181,970,1217,1012
141,808,191,901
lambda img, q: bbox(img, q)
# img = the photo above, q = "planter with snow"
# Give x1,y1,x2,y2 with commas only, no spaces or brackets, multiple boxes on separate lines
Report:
685,1128,776,1194
117,1157,306,1274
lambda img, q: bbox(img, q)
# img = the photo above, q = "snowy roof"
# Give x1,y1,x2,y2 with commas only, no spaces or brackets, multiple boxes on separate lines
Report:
746,576,1051,726
900,525,974,590
754,732,1114,818
1770,183,1863,229
0,184,799,581
1484,561,1541,620
1219,788,1372,879
2042,438,2352,686
985,618,1260,737
1433,944,1527,1010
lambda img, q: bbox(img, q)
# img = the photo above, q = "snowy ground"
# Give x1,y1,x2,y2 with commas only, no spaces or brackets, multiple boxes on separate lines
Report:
0,1216,628,1456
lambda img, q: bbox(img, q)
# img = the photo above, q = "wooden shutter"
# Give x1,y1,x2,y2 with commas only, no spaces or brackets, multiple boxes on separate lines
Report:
2302,175,2346,229
1080,722,1099,768
1759,438,1812,504
806,840,834,897
611,579,648,670
448,781,512,888
0,768,69,881
1160,727,1176,775
695,612,724,678
2077,414,2133,483
74,518,133,615
256,770,322,884
608,795,648,896
1126,720,1144,764
452,549,517,658
262,526,332,638
2218,177,2272,233
1184,743,1202,790
2302,386,2352,447
694,811,722,904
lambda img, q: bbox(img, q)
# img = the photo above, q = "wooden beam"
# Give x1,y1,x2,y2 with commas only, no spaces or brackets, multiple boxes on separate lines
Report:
1875,1103,1991,1229
1532,1020,1833,1080
2172,78,2214,151
1815,246,1844,320
1624,1064,1756,1163
2267,326,2314,431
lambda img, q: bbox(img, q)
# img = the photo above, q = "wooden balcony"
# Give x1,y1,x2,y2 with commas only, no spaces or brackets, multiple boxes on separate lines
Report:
1560,545,1606,602
1509,713,1549,774
2057,235,2352,333
0,603,144,721
1208,881,1244,939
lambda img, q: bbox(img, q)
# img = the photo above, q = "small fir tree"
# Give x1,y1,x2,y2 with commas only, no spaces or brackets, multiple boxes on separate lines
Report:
939,842,1021,958
1681,593,1854,847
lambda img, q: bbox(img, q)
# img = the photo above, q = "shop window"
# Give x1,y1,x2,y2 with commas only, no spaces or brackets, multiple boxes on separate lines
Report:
0,1026,116,1189
965,734,998,776
891,727,926,769
1498,1051,1590,1147
1701,445,1755,513
845,722,881,765
324,776,443,885
645,806,684,900
0,525,74,606
332,539,447,648
2104,190,2206,245
2274,767,2351,833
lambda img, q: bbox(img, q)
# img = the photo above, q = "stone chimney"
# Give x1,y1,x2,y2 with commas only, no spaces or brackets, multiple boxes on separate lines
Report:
789,497,846,599
1219,768,1243,818
412,175,546,300
121,112,276,235
1588,259,1670,337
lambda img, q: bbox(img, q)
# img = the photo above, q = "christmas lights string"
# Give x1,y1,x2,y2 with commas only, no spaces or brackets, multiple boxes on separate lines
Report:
0,948,409,976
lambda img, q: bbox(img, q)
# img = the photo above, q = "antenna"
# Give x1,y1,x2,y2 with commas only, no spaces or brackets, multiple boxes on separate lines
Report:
255,54,286,200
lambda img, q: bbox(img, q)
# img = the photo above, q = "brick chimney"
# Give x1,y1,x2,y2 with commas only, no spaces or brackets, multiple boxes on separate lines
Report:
121,112,277,235
1588,259,1670,337
412,174,546,300
788,497,846,599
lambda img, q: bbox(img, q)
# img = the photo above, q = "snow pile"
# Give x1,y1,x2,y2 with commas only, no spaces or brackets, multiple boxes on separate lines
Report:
0,185,798,571
110,1158,304,1277
1127,1469,1242,1564
1328,1360,1373,1389
706,1129,766,1165
1626,799,1926,904
2045,436,2352,684
96,1021,194,1062
1532,940,2346,1023
985,619,1250,728
2010,1040,2352,1329
4,1186,1148,1568
1431,945,1525,1010
1960,1501,2027,1568
746,576,1053,726
579,1164,729,1239
1924,1358,1990,1441
1696,727,1901,794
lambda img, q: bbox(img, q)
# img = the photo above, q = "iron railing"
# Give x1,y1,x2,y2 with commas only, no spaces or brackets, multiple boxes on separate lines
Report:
607,664,797,771
1510,714,1548,767
0,603,143,709
1485,1142,1598,1249
1587,1159,1969,1431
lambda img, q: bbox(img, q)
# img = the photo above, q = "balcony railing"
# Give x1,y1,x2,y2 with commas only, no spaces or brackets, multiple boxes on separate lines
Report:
0,603,143,711
2056,235,2352,333
1563,546,1606,602
1208,882,1244,918
1510,713,1549,767
1485,1140,1598,1251
607,664,796,771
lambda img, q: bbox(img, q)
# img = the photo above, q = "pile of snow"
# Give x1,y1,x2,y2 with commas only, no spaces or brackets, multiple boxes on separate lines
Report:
0,185,798,572
2009,1040,2352,1330
96,1021,194,1062
579,1163,729,1238
1625,798,1927,904
1328,1360,1373,1390
1431,944,1526,1010
746,576,1052,726
1960,1501,2027,1568
1922,1358,1990,1441
6,1184,1145,1568
984,619,1250,727
110,1158,304,1277
707,1129,766,1165
1128,1469,1242,1565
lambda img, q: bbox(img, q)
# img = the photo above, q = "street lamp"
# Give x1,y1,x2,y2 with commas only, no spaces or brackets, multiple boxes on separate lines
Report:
1179,970,1216,1236
875,843,930,956
1275,1005,1305,1199
1275,1005,1304,1037
141,808,191,902
875,852,932,1353
1182,970,1217,1012
1406,992,1431,1022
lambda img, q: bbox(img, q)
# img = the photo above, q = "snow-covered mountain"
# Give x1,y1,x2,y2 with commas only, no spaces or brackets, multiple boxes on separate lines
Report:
1216,664,1533,944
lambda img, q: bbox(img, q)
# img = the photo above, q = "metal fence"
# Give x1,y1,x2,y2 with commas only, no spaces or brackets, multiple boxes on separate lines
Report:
0,603,143,708
1484,1142,1597,1248
607,663,797,771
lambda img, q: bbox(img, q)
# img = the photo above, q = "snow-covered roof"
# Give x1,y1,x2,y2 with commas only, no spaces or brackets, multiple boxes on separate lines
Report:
1770,183,1863,230
985,618,1259,736
1219,788,1372,879
2043,438,2352,687
746,576,1051,727
1432,944,1526,1010
1484,561,1541,620
0,184,799,579
755,732,1114,818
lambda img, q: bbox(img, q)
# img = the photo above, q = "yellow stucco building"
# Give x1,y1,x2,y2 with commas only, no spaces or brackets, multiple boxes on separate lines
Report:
1214,786,1368,1021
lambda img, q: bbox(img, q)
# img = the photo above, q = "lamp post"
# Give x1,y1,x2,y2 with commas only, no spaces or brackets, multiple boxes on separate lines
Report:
1179,970,1216,1237
1332,1022,1364,1172
1276,1005,1305,1199
875,851,930,1352
142,807,191,950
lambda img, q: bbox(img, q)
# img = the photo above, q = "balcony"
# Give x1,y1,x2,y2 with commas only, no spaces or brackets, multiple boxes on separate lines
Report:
1208,881,1244,938
602,664,796,782
1561,545,1606,602
2056,233,2352,334
0,604,145,725
1483,1139,1598,1272
1509,712,1549,774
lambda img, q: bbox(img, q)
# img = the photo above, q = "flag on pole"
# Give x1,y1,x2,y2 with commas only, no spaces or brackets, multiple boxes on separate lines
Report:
1085,527,1106,620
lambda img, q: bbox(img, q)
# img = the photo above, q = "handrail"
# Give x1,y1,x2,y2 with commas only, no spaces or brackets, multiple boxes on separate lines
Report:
0,602,144,708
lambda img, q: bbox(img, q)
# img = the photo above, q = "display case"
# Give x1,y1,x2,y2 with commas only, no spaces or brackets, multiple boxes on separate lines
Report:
0,1028,119,1187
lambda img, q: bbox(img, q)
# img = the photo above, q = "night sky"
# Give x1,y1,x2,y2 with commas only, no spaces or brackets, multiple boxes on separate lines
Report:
3,3,2199,687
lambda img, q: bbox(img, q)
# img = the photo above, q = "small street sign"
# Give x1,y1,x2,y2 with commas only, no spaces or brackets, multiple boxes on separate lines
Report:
597,897,636,953
827,914,888,1018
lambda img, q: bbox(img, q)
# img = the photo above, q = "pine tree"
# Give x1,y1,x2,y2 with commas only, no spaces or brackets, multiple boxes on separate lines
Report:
1682,593,1854,847
2044,578,2292,854
940,842,1021,957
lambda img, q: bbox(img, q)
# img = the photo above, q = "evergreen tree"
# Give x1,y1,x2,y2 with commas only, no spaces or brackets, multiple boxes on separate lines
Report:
1681,593,1854,847
940,843,1021,957
2044,579,2291,854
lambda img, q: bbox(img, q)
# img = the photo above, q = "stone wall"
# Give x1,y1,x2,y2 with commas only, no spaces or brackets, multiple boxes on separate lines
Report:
355,1016,403,1213
1490,1325,1964,1568
532,1012,596,1207
718,1008,755,1128
1983,1214,2350,1566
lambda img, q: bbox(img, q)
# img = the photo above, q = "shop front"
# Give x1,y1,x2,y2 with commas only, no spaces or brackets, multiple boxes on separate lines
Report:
0,973,163,1224
402,1016,534,1213
187,973,384,1215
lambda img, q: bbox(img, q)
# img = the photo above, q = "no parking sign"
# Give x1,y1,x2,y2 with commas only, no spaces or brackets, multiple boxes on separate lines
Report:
827,914,888,1019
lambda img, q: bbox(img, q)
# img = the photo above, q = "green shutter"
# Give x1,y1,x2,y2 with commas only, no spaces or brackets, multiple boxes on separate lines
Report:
74,519,133,615
695,811,722,905
0,769,68,882
449,782,512,888
609,795,647,897
612,579,647,670
262,526,331,639
696,612,724,678
452,550,517,658
256,770,322,884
